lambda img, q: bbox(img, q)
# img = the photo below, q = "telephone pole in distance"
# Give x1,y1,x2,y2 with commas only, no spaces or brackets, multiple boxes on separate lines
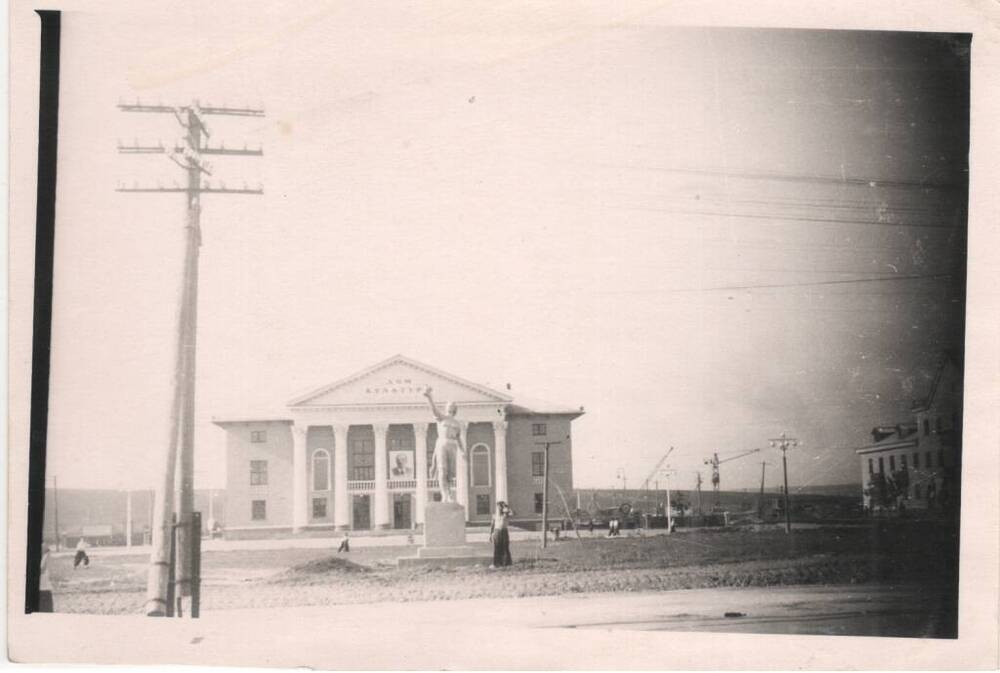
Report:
769,433,799,534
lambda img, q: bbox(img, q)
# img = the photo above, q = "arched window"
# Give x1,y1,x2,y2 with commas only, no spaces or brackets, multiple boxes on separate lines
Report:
312,449,331,491
471,444,491,487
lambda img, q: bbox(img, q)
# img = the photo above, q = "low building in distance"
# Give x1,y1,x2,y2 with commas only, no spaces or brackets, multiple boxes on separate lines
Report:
213,355,583,538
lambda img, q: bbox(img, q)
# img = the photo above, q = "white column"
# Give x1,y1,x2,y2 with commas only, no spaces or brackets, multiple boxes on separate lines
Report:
457,421,470,521
333,424,350,530
413,422,429,525
493,419,508,504
373,423,390,529
292,425,309,532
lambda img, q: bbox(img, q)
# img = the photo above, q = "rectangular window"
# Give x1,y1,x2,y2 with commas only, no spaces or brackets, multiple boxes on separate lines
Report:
901,454,908,471
250,460,268,486
251,500,266,521
912,453,920,469
534,492,544,514
926,451,934,469
923,419,930,436
878,457,884,474
867,458,873,474
532,423,547,436
476,494,491,516
531,451,545,477
351,438,375,480
389,436,414,450
312,498,327,519
938,449,945,468
250,430,267,443
889,455,896,472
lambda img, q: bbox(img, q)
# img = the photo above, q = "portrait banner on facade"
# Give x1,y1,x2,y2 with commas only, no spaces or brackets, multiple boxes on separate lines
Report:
389,450,415,480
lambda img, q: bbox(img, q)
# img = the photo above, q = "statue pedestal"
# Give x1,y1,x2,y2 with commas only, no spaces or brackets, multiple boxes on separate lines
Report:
397,502,490,568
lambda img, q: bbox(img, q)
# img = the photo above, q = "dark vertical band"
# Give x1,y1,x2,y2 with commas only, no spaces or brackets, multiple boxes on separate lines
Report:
25,9,61,614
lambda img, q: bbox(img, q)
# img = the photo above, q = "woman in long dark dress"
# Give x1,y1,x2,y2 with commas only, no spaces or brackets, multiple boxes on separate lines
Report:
490,502,514,568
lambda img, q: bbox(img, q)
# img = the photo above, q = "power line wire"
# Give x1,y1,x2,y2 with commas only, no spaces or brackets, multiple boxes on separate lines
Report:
667,272,953,293
606,164,964,191
604,203,960,230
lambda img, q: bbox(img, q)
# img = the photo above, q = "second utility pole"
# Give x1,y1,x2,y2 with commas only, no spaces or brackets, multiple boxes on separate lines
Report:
537,440,562,548
769,433,798,534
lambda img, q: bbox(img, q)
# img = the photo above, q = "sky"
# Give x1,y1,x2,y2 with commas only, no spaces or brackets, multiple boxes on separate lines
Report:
41,4,969,492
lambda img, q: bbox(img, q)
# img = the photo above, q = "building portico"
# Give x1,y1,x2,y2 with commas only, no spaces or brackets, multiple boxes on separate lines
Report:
214,355,579,538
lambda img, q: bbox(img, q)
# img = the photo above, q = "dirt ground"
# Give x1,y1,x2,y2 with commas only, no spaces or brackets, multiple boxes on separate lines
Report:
48,522,958,615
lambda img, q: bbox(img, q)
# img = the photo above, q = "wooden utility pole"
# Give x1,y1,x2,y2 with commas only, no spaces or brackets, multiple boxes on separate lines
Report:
695,471,703,516
537,441,562,548
769,433,798,534
757,461,771,519
118,99,263,616
664,471,673,534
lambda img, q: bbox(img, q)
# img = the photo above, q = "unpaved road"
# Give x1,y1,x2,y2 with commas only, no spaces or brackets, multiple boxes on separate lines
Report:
13,583,956,668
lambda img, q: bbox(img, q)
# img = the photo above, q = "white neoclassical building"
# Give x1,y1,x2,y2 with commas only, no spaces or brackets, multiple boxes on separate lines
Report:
213,355,583,537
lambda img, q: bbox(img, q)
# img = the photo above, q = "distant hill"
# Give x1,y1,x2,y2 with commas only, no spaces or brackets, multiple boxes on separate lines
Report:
571,484,860,514
40,488,226,545
789,483,860,497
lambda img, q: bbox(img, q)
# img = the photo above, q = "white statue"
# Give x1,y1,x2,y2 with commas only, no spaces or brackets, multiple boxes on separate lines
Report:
422,387,465,503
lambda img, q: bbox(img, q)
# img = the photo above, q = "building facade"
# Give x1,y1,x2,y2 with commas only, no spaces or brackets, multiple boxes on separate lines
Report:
856,353,963,512
213,355,583,537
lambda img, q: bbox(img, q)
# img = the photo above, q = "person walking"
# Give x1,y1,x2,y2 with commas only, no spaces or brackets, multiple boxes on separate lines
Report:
38,545,54,612
73,538,90,569
337,532,350,553
490,501,514,568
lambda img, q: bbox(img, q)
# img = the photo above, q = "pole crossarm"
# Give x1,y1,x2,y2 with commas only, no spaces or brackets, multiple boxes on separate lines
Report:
117,144,178,154
116,185,264,195
118,101,264,117
197,105,265,117
201,146,263,156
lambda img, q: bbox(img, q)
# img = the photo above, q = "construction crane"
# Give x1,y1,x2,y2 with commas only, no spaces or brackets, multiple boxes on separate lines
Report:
704,448,761,497
640,447,675,491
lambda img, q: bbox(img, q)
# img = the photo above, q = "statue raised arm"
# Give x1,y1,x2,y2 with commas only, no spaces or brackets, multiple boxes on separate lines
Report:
422,386,444,421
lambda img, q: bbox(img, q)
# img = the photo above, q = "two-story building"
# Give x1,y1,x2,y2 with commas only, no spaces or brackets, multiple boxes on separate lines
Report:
213,355,583,538
856,352,963,511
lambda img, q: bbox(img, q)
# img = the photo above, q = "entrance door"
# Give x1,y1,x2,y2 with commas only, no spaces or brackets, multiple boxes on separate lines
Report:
393,494,412,529
352,495,371,530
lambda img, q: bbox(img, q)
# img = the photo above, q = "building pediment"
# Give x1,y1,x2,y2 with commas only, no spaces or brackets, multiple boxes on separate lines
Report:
287,355,513,408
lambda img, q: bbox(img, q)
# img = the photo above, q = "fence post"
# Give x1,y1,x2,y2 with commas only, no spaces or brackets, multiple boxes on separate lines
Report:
166,514,176,617
191,511,201,618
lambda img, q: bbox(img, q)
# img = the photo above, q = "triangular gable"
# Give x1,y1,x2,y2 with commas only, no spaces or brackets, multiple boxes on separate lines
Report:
288,355,513,407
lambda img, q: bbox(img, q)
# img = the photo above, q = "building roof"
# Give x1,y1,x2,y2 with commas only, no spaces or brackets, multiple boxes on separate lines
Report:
856,423,918,455
212,415,292,426
286,354,514,407
213,355,583,425
505,392,585,418
856,350,963,454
